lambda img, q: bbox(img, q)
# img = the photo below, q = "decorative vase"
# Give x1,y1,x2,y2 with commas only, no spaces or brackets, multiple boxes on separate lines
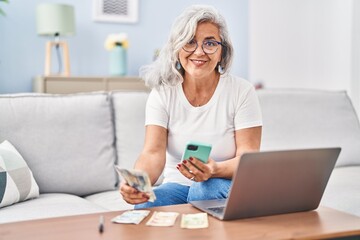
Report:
109,45,127,76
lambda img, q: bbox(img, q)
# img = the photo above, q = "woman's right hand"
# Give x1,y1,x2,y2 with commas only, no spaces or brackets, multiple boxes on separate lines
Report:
119,182,150,205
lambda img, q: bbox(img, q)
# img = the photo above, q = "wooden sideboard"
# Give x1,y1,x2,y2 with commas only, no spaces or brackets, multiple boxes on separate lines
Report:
33,76,149,93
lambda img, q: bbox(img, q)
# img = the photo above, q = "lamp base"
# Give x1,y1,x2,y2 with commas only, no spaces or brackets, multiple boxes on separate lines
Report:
44,41,70,76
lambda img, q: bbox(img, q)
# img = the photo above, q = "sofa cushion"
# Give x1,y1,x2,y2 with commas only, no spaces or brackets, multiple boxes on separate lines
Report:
0,193,107,224
111,91,165,185
321,166,360,217
0,93,117,196
258,89,360,167
111,91,148,170
85,190,134,211
0,140,39,208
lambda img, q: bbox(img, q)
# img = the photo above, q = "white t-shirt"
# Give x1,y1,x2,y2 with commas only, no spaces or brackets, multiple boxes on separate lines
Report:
145,74,263,186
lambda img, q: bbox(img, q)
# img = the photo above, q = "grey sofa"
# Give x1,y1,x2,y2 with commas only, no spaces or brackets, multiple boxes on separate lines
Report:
0,89,359,224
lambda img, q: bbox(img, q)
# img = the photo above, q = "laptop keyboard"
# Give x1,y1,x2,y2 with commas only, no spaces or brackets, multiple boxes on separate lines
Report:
207,206,225,214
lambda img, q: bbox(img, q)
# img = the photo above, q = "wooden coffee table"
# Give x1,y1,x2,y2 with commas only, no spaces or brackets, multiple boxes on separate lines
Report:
1,204,360,240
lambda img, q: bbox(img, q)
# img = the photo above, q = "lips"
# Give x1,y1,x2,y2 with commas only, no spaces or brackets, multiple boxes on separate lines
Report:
190,59,207,66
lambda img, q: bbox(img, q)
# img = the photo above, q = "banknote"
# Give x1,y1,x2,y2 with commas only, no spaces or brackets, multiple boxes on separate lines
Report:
181,213,209,229
115,166,156,202
146,211,179,227
111,210,150,224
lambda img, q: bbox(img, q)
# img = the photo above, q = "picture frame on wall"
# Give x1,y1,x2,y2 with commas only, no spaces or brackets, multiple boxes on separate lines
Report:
93,0,139,23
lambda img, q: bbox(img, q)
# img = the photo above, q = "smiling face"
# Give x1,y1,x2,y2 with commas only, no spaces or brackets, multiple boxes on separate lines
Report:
179,22,222,81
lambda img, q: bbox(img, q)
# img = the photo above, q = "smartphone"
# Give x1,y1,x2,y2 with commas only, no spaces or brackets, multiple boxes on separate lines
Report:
182,141,212,163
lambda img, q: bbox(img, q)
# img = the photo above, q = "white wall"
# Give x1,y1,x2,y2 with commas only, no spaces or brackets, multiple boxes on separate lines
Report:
351,0,360,118
249,0,359,116
0,0,248,93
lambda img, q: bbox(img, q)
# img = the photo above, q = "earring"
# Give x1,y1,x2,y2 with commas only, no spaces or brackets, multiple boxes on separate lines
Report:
218,63,224,74
176,61,182,70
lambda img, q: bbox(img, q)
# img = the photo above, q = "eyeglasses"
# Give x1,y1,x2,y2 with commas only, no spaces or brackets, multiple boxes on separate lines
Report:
182,39,222,54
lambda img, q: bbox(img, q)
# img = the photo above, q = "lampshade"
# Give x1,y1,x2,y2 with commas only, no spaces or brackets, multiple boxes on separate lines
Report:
36,3,75,36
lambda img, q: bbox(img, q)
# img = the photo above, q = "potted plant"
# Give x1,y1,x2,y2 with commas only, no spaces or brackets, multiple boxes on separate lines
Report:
0,0,9,16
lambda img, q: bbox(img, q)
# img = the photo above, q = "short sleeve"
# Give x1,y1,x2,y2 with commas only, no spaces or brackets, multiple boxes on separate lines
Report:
234,86,263,130
145,89,169,129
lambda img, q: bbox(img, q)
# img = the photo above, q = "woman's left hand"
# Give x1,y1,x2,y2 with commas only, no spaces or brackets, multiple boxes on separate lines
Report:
177,157,217,182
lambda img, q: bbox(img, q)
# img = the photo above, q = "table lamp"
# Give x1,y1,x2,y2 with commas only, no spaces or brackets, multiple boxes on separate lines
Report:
36,3,75,76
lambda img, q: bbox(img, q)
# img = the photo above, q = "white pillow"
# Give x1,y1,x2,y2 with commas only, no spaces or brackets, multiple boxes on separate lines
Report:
0,93,117,196
0,140,39,208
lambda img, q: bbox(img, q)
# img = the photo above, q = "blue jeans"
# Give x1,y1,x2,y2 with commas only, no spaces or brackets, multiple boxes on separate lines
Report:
134,178,231,209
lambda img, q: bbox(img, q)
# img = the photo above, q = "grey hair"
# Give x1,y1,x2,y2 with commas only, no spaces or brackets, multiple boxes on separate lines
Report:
140,5,234,89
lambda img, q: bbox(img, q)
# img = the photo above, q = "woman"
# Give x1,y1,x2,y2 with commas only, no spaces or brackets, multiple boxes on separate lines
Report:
120,5,262,208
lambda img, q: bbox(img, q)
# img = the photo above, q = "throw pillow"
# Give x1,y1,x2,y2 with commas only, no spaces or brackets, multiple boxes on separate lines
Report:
0,140,39,208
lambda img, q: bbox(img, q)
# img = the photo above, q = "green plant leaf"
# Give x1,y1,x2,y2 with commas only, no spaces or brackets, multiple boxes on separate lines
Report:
0,0,8,16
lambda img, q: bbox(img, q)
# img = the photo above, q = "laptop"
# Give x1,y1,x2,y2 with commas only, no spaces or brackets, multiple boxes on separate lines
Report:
190,147,341,220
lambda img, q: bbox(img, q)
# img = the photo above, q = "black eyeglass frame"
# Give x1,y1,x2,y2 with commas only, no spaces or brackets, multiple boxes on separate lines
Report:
182,40,223,54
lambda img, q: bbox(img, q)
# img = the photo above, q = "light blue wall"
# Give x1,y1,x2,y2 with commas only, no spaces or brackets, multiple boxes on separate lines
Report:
0,0,248,93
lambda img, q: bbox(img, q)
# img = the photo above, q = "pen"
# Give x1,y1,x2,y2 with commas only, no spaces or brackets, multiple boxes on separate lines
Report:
99,215,104,233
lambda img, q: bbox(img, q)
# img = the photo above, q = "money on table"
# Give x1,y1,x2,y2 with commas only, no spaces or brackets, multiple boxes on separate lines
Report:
112,210,151,224
146,211,179,227
181,213,209,229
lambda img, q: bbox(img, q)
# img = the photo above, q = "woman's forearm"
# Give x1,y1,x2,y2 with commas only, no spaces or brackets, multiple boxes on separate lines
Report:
134,151,165,185
211,156,240,179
